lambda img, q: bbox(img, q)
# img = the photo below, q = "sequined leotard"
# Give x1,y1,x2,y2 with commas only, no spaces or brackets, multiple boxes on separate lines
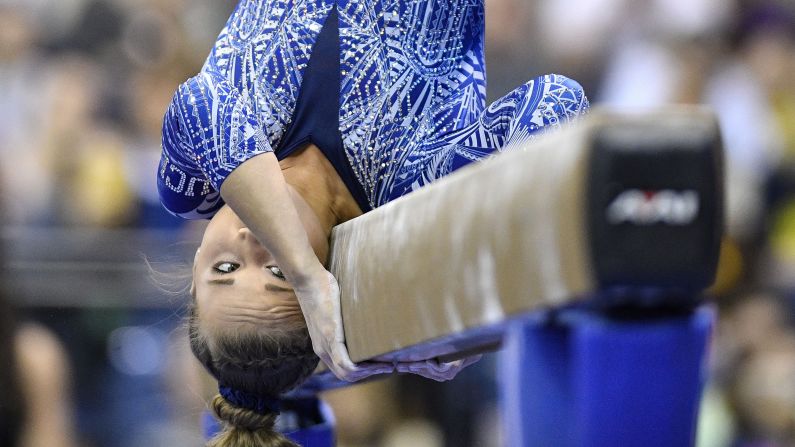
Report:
158,0,589,219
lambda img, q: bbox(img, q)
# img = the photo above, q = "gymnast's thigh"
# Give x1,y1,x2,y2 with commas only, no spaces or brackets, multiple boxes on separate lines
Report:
381,74,589,204
431,74,589,174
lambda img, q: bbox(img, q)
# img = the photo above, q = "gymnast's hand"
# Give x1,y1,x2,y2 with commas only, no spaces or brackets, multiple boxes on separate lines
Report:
300,270,482,382
297,269,395,381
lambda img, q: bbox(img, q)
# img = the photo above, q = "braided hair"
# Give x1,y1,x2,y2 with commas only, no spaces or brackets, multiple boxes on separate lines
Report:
188,306,319,447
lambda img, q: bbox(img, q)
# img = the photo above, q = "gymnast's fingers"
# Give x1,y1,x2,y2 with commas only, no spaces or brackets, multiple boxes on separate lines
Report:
440,354,483,378
425,360,462,381
460,354,483,368
344,362,396,381
398,361,454,382
325,340,392,381
395,360,450,381
396,355,483,381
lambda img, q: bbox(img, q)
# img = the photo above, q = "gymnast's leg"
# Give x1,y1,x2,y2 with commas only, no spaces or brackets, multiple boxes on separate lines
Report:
385,74,589,200
444,74,590,171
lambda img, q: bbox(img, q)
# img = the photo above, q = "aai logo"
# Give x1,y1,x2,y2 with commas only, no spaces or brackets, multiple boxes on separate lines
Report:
606,190,700,225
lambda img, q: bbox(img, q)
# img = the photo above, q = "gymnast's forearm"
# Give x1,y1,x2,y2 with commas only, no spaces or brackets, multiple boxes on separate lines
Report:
220,152,326,289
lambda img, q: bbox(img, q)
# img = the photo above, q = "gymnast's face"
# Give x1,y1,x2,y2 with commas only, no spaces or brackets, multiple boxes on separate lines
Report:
192,206,305,336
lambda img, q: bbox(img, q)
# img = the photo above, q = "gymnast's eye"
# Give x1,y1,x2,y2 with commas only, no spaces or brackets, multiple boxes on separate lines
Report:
213,261,239,274
267,266,285,280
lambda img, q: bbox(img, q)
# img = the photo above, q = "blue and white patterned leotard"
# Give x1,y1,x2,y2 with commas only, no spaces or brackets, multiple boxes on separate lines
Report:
158,0,589,219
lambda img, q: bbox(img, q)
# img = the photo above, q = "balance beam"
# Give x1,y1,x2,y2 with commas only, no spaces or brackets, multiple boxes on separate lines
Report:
326,106,722,364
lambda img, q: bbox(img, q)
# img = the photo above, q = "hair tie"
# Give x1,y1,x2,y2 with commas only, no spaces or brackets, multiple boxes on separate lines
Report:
219,384,282,415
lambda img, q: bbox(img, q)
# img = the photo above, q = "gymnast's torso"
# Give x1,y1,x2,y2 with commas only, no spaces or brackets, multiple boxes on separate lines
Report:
158,0,588,219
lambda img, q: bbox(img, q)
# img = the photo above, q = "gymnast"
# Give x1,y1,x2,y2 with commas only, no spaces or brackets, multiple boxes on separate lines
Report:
158,0,588,445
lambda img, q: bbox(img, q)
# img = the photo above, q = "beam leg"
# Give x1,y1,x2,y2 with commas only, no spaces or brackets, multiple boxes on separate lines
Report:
500,305,714,447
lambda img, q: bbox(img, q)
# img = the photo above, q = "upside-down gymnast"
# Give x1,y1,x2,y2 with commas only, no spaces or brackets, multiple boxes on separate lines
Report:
157,0,589,445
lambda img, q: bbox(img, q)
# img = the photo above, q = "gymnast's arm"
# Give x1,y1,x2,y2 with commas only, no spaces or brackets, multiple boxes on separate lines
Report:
222,154,481,382
220,154,326,290
220,153,394,382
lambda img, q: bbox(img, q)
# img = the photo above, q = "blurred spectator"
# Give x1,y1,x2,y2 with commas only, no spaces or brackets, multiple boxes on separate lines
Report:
1,299,80,447
707,3,795,251
0,178,78,446
0,6,53,223
13,323,80,447
702,291,795,447
0,267,26,446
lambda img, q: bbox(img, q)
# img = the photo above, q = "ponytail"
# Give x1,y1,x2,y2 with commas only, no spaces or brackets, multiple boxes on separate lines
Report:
208,394,298,447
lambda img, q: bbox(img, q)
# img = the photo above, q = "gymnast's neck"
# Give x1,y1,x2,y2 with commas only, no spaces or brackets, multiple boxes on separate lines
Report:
279,143,363,241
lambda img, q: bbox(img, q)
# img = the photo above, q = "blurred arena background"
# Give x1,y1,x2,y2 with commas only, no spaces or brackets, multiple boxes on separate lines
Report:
1,0,795,445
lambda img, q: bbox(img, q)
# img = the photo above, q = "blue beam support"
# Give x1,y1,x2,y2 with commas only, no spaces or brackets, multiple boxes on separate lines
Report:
500,305,713,447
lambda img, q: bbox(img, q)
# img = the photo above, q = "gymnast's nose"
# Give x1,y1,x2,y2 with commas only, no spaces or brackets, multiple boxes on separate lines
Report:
237,227,256,240
238,227,269,262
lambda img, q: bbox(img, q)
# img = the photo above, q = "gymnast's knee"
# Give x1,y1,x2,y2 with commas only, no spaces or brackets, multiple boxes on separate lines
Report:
534,73,590,118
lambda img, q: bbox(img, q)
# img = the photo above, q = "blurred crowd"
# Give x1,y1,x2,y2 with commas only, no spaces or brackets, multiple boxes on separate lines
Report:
2,0,795,445
0,0,227,228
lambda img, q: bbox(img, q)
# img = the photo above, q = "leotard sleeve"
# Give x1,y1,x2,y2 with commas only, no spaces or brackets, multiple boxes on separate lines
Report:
158,71,273,219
